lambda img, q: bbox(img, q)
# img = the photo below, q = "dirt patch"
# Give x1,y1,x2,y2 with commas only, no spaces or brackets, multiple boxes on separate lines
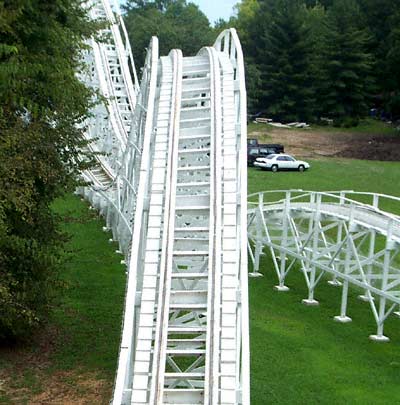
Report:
250,127,400,161
0,327,111,404
338,135,400,161
1,370,111,405
29,371,110,405
0,325,59,373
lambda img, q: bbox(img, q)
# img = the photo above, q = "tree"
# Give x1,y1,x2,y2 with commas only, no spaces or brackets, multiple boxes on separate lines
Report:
0,0,96,340
255,0,315,121
228,0,400,122
320,0,373,122
234,0,260,50
304,3,329,118
385,11,400,118
361,0,400,119
303,0,333,8
123,0,214,69
165,1,213,56
233,0,261,111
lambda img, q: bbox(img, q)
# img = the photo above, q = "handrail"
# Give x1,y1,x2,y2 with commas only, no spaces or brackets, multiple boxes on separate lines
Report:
149,48,183,403
249,189,400,204
112,36,159,405
248,190,400,222
214,28,251,404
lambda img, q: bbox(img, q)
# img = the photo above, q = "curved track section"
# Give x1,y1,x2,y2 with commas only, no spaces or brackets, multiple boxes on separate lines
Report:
109,30,249,404
248,190,400,341
79,0,140,254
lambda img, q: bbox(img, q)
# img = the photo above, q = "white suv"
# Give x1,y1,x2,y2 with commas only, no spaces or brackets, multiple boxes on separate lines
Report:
254,154,310,172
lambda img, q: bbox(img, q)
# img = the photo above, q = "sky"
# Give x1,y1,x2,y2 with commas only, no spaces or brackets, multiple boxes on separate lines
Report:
190,0,238,24
119,1,238,25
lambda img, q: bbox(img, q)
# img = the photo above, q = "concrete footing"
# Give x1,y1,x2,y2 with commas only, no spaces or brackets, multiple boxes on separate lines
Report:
249,272,264,278
334,315,352,323
369,334,390,343
302,299,319,306
274,285,290,292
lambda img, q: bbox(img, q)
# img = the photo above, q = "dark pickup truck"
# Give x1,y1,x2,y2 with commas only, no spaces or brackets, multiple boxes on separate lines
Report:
247,141,284,166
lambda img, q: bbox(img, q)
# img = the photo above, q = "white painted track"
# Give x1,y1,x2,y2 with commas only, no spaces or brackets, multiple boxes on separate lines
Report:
248,190,400,341
78,0,140,254
255,202,400,241
79,1,249,403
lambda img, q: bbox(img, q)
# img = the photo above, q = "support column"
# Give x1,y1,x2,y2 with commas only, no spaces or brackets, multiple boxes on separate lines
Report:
302,193,320,306
369,225,394,342
334,279,352,323
249,195,264,277
334,212,357,322
359,229,376,302
328,221,343,287
275,192,290,291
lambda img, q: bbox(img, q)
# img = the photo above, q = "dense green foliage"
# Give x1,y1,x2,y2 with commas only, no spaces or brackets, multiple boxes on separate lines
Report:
124,0,215,69
0,0,96,340
233,0,400,122
256,0,315,122
122,0,400,122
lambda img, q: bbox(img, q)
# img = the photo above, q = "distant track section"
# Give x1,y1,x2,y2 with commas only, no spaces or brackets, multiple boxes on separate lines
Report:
78,2,249,402
248,190,400,342
78,0,140,254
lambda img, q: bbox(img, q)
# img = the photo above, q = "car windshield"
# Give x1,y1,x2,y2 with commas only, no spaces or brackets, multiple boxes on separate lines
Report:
266,154,276,159
260,148,274,154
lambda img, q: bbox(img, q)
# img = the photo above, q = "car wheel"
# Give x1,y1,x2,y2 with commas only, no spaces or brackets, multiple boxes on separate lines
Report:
271,164,278,173
298,165,305,172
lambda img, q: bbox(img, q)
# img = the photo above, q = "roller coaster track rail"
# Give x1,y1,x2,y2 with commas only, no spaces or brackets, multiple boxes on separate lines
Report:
79,1,249,404
248,189,400,342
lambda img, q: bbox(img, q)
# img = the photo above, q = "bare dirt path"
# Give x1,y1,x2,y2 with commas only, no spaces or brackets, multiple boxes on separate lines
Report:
250,125,400,161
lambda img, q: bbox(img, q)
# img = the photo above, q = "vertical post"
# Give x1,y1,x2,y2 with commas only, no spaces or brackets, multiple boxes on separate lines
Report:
339,191,346,205
359,229,376,302
274,191,290,291
369,221,393,342
304,192,315,273
302,193,320,306
334,206,357,322
334,221,352,322
334,278,352,322
373,194,379,209
249,193,264,277
328,221,343,287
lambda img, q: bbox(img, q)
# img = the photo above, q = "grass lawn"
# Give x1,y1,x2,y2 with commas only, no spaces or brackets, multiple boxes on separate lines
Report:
1,157,399,404
310,118,399,135
50,195,126,375
0,195,126,404
248,159,400,215
248,118,399,136
248,159,400,404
